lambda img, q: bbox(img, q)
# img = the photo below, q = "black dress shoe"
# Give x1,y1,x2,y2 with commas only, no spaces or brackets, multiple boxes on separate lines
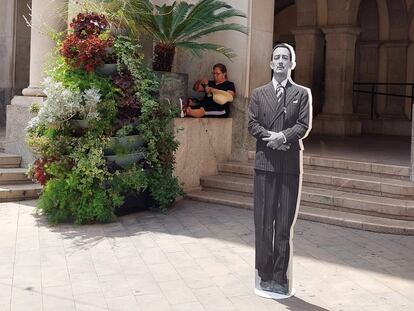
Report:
259,280,273,291
272,281,289,295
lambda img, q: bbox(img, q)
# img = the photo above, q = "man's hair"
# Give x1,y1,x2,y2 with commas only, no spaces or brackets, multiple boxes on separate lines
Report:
272,43,292,61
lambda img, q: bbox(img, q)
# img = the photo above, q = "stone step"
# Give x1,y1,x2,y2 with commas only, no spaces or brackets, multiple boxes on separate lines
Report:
218,162,414,198
0,168,31,184
200,174,414,219
303,169,414,198
0,184,42,202
186,189,414,235
247,151,410,179
0,153,22,168
304,154,410,180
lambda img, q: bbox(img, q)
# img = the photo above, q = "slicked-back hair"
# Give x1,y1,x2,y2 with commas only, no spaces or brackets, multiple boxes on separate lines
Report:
272,43,292,61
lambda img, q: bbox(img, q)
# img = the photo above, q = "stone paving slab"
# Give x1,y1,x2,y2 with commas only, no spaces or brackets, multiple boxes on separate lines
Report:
0,199,413,311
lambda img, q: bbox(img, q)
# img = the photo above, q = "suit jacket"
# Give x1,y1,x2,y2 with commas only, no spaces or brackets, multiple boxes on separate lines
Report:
248,80,312,174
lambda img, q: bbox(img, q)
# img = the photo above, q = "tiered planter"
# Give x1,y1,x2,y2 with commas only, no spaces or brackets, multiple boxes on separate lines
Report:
103,134,145,168
96,63,117,76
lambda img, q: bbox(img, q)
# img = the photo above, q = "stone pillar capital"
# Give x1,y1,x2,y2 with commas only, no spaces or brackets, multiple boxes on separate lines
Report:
291,26,323,37
380,40,410,48
321,25,361,36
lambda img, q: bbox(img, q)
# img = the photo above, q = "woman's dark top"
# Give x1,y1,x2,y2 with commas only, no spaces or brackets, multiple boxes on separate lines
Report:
201,80,235,117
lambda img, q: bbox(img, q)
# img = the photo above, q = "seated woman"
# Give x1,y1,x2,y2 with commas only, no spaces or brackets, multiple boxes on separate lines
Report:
185,63,236,118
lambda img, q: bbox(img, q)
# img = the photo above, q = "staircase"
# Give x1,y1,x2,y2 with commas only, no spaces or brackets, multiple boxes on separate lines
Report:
186,151,414,235
0,153,42,202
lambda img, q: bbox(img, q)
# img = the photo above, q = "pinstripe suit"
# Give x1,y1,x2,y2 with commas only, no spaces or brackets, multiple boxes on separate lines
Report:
248,80,312,287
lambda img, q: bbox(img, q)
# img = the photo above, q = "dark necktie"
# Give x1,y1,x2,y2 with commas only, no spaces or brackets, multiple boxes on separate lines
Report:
276,85,284,103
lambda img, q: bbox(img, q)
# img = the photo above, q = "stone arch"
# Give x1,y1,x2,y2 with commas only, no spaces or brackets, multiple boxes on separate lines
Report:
376,0,390,40
274,0,297,45
348,0,363,24
387,0,409,40
326,0,361,25
316,0,328,26
295,0,317,27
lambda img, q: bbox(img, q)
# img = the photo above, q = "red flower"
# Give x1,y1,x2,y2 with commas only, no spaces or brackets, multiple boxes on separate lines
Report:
32,158,55,185
60,33,114,72
70,12,110,39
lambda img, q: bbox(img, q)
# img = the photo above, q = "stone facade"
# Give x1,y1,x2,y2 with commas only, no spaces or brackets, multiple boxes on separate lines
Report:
4,0,414,178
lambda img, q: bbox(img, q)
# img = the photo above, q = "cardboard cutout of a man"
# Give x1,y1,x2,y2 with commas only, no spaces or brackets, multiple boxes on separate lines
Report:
248,43,312,299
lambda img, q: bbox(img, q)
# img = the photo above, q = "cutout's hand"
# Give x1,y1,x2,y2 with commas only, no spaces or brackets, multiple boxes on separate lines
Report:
266,140,283,150
277,144,290,151
262,131,284,142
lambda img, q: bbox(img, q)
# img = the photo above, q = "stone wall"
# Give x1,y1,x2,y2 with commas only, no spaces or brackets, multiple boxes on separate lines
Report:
173,118,232,191
5,96,38,167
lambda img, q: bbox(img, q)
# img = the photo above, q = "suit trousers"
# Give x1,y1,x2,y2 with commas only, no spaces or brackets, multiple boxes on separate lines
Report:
253,169,300,285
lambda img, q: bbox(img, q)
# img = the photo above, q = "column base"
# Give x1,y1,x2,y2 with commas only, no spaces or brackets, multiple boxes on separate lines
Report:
22,87,45,97
5,96,43,167
312,113,362,136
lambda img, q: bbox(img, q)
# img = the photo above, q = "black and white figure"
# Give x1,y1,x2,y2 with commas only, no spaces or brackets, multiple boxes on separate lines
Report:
248,43,313,299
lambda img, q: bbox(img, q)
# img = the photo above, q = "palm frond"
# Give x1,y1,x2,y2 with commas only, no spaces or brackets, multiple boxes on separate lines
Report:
171,1,246,42
170,1,193,36
175,41,236,59
184,23,248,42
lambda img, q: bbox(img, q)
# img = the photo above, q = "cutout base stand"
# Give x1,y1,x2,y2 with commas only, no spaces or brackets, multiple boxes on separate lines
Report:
254,288,295,300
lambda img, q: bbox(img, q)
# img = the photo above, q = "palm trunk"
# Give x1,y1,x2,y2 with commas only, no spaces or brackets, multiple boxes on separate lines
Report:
153,43,175,72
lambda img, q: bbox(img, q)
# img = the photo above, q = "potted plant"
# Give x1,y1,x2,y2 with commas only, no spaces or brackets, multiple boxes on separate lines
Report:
107,0,248,71
101,0,247,110
26,11,184,224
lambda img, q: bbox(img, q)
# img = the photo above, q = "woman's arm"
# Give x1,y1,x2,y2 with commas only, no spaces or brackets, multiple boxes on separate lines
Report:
193,79,208,92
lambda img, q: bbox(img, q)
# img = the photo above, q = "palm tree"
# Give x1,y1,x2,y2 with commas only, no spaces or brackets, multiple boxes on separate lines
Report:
107,0,248,72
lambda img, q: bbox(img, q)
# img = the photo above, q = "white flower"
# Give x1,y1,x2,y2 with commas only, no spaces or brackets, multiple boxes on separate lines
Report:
31,78,102,128
81,88,101,120
26,116,40,132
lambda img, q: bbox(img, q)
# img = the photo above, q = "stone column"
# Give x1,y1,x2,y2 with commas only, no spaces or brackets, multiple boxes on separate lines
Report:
7,0,68,166
0,0,16,127
292,27,324,115
313,25,362,136
408,41,414,182
240,0,275,159
22,0,68,96
404,42,414,120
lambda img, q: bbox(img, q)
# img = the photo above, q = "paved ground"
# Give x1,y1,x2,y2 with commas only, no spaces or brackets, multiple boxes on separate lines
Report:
1,199,413,311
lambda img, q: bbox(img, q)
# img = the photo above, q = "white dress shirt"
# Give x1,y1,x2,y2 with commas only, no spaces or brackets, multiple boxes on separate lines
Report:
272,77,288,90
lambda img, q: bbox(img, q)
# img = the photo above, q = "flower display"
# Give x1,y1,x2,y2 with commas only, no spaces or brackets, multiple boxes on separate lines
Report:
26,11,183,225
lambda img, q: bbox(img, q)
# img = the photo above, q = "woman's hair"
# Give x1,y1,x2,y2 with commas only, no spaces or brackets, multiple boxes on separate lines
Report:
213,63,228,79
